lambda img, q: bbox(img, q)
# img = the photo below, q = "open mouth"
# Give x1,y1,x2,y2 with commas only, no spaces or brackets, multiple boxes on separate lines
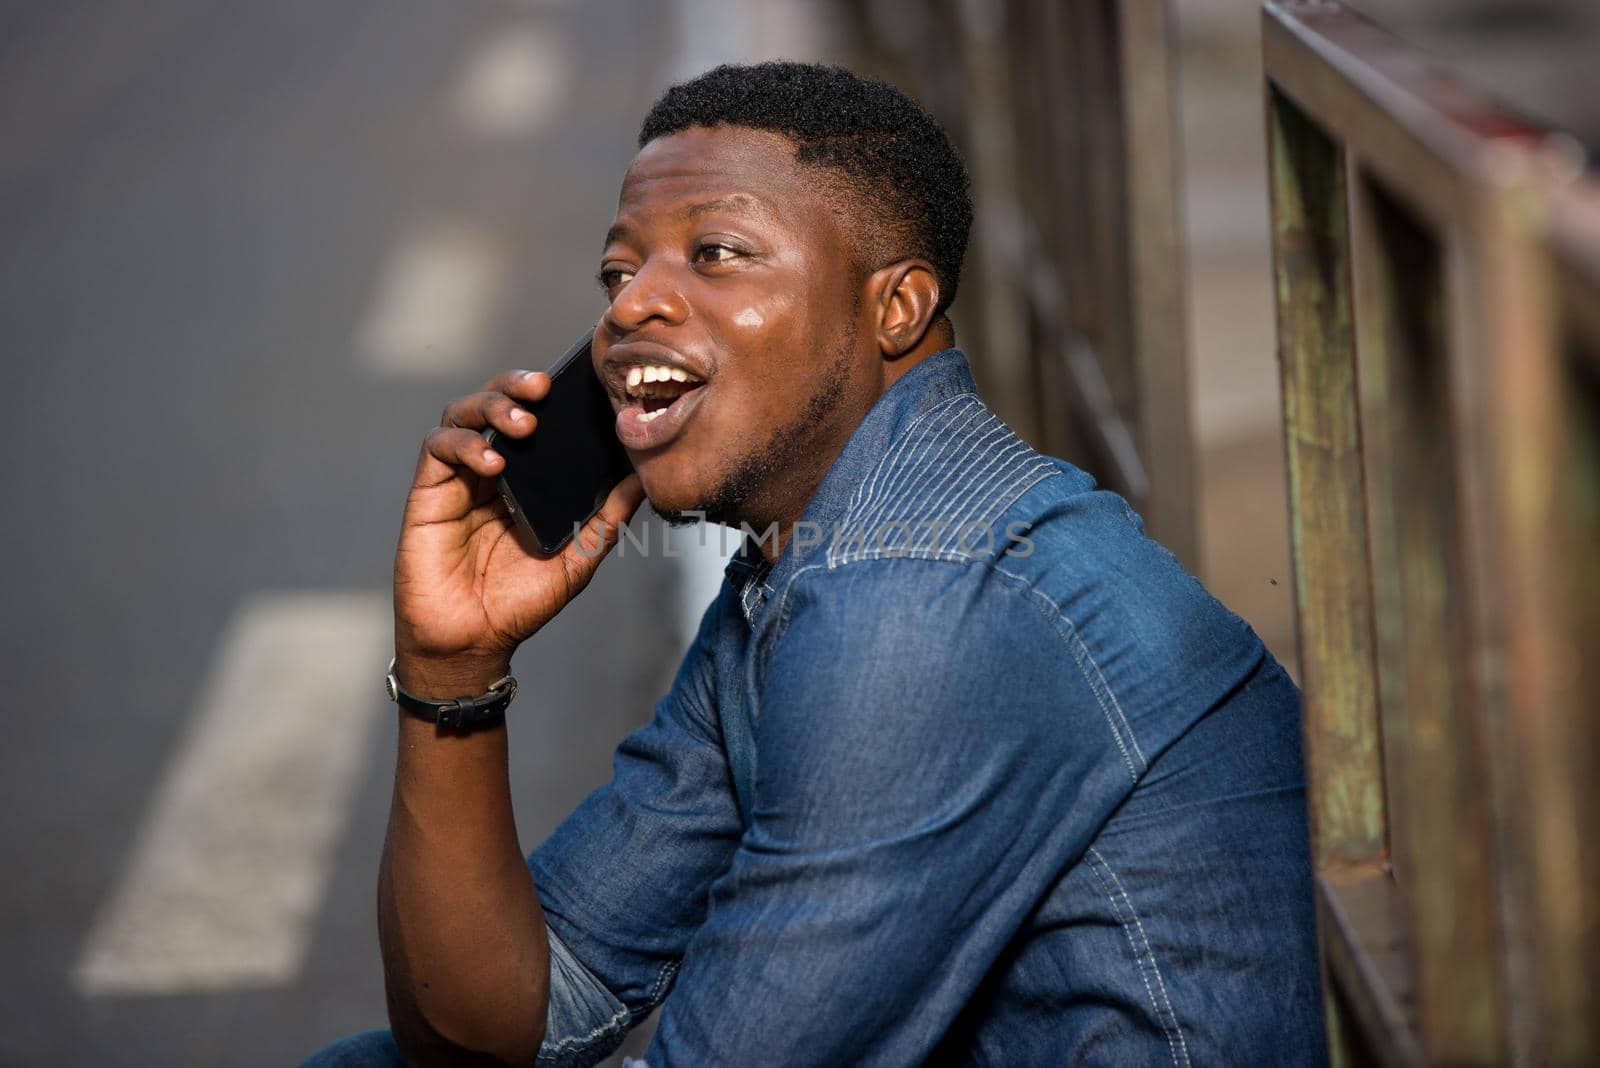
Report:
614,361,710,450
624,363,704,422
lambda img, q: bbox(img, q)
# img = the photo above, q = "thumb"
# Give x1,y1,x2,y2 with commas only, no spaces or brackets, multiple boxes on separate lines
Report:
562,474,646,568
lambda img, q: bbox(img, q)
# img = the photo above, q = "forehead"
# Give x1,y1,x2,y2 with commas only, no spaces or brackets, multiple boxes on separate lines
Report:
609,126,825,236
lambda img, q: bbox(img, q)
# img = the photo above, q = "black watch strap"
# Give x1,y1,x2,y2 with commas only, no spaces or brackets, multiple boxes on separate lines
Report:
385,658,518,730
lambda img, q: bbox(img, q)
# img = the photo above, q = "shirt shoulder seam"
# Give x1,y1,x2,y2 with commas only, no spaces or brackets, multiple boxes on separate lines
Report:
826,396,1059,567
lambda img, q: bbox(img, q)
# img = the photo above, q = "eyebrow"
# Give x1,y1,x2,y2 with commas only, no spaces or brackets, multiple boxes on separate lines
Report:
601,193,766,252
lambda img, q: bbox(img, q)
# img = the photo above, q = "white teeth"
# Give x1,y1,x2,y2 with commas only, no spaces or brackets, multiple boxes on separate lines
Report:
623,363,704,400
638,408,665,423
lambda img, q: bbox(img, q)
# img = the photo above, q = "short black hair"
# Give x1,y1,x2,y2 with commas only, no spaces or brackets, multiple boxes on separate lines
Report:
638,61,973,318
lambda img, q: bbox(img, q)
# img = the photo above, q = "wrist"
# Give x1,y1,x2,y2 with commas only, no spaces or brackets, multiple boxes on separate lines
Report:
392,648,512,700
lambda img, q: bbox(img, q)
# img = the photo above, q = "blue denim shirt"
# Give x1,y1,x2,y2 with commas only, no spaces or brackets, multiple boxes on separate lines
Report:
528,348,1326,1066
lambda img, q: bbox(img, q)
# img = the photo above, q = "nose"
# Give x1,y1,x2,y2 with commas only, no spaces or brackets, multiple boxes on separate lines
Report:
603,258,689,333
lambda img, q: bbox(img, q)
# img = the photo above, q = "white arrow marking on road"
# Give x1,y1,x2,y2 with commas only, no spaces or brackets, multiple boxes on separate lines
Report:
75,591,391,996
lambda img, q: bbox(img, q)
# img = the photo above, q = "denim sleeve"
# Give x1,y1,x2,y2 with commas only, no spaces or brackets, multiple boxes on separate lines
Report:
528,589,745,1065
535,924,630,1068
643,558,1136,1067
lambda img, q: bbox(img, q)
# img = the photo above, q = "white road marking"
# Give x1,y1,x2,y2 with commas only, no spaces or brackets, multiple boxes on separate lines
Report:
356,221,510,377
74,591,391,996
454,24,568,140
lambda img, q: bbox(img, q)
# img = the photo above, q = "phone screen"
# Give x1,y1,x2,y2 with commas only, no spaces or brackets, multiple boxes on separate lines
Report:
487,331,634,554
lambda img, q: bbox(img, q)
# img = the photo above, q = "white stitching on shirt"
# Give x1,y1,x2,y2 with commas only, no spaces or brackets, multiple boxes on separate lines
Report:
792,384,1148,781
831,401,1055,571
883,406,995,521
933,442,1042,546
881,400,980,504
852,398,982,531
844,401,987,545
539,1009,627,1055
786,385,1149,780
891,422,1013,546
539,934,679,1058
539,928,630,1055
847,393,971,517
644,957,680,1009
850,402,989,539
989,562,1149,775
1086,846,1192,1068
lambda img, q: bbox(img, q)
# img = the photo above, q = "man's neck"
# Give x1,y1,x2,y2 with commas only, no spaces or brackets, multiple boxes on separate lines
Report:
738,473,830,565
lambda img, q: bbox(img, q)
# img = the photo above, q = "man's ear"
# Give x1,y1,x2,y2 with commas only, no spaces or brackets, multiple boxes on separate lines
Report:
867,259,941,358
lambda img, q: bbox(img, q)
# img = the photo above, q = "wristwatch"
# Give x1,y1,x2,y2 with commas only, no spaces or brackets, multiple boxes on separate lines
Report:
384,657,518,730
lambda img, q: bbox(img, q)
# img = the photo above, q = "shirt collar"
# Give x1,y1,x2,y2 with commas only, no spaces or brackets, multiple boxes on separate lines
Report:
722,347,978,617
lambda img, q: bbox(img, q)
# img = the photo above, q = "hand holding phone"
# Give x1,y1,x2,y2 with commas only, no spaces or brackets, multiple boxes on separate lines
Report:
391,337,644,694
485,331,635,554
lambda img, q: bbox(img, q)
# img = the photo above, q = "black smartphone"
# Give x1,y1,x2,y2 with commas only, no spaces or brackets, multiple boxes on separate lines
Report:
484,330,633,554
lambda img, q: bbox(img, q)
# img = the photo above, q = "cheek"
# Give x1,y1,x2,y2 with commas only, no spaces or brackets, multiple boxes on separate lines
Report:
726,290,797,345
720,264,811,345
703,266,833,417
719,293,803,397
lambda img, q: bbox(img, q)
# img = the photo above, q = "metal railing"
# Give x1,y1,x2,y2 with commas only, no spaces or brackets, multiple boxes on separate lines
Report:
1263,3,1600,1063
845,0,1198,566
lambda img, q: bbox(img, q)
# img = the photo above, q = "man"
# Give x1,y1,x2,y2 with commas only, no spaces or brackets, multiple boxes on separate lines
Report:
309,62,1324,1066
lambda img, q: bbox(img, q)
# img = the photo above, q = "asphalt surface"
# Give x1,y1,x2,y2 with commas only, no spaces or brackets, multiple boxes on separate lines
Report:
0,2,748,1062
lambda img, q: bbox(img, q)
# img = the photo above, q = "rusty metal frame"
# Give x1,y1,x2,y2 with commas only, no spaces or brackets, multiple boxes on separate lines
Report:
999,0,1196,562
846,0,1198,565
1264,2,1598,1064
1495,182,1600,1066
1116,0,1194,558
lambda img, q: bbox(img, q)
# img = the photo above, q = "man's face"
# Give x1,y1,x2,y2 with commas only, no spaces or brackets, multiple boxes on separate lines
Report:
593,125,877,529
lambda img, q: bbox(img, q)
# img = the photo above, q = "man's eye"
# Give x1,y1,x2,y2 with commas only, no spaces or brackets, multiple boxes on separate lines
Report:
596,267,634,293
695,243,740,265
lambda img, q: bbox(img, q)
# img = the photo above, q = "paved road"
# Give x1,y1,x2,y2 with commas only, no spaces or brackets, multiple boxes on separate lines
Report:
0,2,829,1063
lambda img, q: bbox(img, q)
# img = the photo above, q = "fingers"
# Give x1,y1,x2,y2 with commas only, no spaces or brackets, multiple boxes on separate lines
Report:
417,426,505,487
440,389,538,439
410,370,552,501
481,369,552,406
596,473,647,530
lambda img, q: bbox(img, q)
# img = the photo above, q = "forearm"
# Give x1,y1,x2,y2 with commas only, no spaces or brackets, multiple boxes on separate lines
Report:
379,656,549,1066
